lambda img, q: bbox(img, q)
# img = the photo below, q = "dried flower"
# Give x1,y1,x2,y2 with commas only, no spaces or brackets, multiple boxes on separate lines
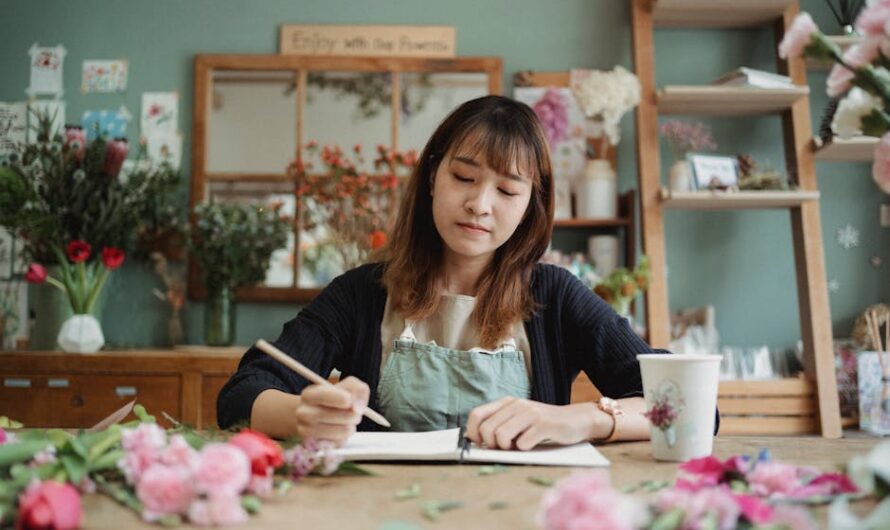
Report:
659,120,717,161
532,88,569,147
570,66,641,145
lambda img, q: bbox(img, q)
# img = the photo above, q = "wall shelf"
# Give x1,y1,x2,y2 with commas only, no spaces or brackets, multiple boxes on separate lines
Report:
657,85,809,116
659,188,820,209
553,218,630,228
653,0,795,28
813,136,877,161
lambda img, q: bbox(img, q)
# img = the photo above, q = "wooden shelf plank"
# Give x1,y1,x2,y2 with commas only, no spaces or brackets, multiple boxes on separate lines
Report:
813,136,877,162
660,189,820,209
653,0,794,28
657,85,809,116
553,217,630,228
719,377,814,396
720,416,817,435
807,35,862,70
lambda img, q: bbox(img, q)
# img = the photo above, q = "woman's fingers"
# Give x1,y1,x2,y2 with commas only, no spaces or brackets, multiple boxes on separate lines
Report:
465,396,515,444
301,383,355,409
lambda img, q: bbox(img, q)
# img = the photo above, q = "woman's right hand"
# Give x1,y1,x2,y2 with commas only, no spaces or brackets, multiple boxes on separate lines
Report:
295,376,369,446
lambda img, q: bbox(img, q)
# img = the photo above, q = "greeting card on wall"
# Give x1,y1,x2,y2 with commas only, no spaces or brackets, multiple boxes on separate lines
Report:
141,92,178,136
82,109,129,141
145,130,182,170
27,44,67,97
82,59,128,93
26,100,65,143
0,103,27,158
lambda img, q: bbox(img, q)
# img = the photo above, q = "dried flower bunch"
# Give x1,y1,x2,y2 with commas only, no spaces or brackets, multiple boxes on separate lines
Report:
658,120,717,161
0,109,182,266
570,66,641,145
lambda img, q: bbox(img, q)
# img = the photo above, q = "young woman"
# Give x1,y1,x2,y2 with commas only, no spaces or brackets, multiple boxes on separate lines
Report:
217,95,666,450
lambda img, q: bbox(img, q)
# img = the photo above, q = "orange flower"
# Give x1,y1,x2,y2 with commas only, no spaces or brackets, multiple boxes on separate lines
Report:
369,230,387,250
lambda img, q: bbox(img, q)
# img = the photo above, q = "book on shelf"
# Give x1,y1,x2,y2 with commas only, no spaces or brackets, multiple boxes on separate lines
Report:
711,67,794,89
333,428,610,467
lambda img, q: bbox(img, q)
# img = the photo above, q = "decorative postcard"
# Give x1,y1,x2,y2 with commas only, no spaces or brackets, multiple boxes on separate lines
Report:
144,130,182,170
26,100,65,143
141,92,178,136
82,59,128,93
82,109,129,141
0,102,27,158
27,44,67,96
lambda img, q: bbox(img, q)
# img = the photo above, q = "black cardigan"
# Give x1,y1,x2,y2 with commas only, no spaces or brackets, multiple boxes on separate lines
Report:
218,263,681,432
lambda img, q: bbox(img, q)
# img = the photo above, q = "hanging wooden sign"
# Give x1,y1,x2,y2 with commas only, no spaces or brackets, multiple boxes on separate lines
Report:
279,25,455,58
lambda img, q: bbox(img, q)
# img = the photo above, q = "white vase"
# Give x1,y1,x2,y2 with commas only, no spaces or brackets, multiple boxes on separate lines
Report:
668,160,693,192
575,159,616,219
57,314,104,353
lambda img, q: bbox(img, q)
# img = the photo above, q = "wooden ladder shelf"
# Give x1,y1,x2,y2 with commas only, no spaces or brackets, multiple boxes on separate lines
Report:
630,0,842,437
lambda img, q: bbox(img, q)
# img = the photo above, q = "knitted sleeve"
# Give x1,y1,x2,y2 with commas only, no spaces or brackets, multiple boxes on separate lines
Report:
215,266,363,429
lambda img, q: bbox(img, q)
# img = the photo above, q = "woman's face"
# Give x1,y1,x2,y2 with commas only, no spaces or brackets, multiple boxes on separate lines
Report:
431,146,533,264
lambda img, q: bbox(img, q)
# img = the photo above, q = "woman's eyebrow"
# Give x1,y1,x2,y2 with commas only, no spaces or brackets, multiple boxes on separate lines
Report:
452,155,525,182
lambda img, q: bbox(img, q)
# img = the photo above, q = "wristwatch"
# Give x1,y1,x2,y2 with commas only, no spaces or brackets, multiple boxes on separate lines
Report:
596,396,624,443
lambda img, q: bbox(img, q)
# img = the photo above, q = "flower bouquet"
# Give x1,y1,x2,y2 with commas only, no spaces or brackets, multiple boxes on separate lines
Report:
0,405,369,529
778,6,890,193
23,240,124,353
592,256,651,317
189,201,289,345
289,142,416,284
537,442,890,530
570,66,642,147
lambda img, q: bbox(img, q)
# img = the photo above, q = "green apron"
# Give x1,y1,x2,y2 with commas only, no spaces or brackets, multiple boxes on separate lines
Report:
377,322,531,432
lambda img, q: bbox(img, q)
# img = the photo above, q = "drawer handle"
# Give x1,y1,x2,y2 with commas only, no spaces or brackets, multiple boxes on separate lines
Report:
3,378,31,388
115,386,137,397
48,378,69,388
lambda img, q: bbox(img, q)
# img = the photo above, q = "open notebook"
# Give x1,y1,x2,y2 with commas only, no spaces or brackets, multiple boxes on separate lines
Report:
333,428,609,467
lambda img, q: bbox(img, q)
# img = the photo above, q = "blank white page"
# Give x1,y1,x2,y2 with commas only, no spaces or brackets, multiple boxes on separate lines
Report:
334,428,461,461
464,442,610,467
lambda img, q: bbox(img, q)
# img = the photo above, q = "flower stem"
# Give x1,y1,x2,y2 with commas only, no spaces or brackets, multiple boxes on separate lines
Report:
85,267,109,315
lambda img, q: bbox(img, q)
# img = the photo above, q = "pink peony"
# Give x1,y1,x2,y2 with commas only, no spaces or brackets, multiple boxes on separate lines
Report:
746,461,803,497
655,486,741,530
158,434,198,468
732,493,774,525
188,494,249,527
855,1,890,36
872,132,890,193
136,464,195,522
788,472,859,499
192,443,251,498
537,472,650,530
16,480,83,530
778,12,818,59
770,505,818,530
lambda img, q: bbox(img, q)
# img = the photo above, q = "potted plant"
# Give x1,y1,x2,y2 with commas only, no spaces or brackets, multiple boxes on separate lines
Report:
592,256,651,318
189,201,290,346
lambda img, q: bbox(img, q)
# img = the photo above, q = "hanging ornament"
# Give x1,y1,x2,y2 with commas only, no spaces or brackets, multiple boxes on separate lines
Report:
836,224,860,250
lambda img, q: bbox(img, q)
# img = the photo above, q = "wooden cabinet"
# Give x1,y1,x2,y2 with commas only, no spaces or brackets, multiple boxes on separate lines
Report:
0,349,241,429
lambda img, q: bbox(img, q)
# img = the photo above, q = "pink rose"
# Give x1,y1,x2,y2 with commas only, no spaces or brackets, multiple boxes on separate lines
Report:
747,461,802,497
16,480,83,530
873,133,890,193
188,495,249,527
136,464,195,522
192,443,251,498
537,472,650,530
778,12,818,59
855,1,890,36
655,486,740,530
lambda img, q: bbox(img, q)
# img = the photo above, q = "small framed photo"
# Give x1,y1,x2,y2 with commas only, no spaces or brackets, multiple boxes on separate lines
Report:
688,153,739,190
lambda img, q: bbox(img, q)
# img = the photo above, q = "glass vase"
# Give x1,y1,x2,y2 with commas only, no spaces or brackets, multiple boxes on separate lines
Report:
205,285,236,346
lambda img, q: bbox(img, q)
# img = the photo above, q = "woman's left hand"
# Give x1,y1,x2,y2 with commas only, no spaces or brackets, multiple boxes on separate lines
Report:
464,397,610,451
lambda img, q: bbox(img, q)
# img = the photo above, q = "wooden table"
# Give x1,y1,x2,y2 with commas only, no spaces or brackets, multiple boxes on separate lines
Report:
81,435,881,529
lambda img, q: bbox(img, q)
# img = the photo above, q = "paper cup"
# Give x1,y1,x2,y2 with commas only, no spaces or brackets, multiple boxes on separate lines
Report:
638,353,721,462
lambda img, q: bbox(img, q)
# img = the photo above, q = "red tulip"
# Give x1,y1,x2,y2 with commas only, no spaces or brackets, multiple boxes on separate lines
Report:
25,263,48,284
66,241,91,263
369,230,387,250
101,247,125,270
103,137,128,179
228,429,284,476
15,480,83,530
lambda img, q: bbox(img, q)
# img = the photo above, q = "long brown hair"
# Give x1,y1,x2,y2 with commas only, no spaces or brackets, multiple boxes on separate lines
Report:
381,95,554,348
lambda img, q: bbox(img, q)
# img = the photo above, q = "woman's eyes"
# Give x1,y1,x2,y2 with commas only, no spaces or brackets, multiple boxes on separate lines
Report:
453,174,519,197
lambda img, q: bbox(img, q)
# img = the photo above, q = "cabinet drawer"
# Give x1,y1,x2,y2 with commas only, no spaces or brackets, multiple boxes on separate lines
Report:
1,373,181,428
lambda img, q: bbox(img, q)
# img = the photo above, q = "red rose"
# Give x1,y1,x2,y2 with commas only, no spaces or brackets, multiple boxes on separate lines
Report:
25,263,48,284
101,247,125,269
369,230,387,250
16,480,83,530
66,241,91,263
228,429,284,476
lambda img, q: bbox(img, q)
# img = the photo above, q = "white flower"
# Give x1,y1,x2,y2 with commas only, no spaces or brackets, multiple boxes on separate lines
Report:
570,66,641,145
832,87,882,139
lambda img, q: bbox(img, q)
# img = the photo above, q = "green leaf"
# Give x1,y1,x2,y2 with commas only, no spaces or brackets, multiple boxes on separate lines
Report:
86,426,122,461
274,478,293,497
394,481,422,500
334,461,378,476
0,440,51,467
157,513,182,527
133,404,156,423
527,476,554,487
59,454,86,484
241,495,262,514
377,521,425,530
641,479,670,492
700,511,718,530
475,464,508,476
488,500,509,510
421,500,463,521
89,449,123,472
65,436,88,459
650,507,685,530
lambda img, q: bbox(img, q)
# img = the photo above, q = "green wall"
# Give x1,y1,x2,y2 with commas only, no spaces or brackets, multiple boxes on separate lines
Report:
1,0,886,349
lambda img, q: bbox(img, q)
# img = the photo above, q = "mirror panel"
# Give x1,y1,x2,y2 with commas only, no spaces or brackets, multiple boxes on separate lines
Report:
399,72,489,153
207,70,297,175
